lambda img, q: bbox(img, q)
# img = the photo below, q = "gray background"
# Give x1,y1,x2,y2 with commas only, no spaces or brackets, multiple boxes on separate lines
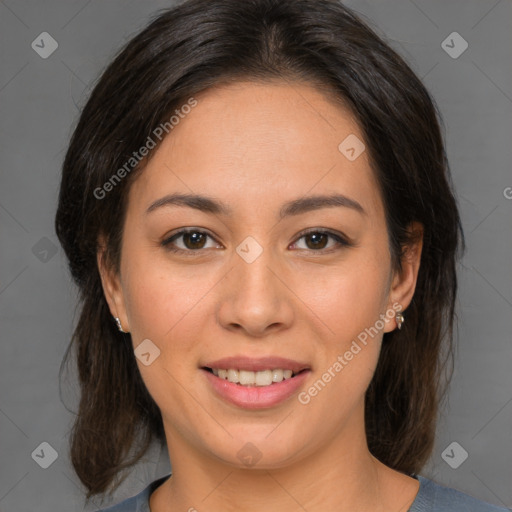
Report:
0,0,511,510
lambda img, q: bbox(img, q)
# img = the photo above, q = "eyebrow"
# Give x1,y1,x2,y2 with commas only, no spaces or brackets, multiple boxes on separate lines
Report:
146,192,365,218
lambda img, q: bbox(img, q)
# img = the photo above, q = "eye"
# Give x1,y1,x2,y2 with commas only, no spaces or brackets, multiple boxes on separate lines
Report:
290,229,351,252
161,228,222,254
161,228,352,255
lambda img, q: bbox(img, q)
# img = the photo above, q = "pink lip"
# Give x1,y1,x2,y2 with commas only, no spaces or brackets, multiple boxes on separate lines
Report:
202,368,311,410
202,356,310,374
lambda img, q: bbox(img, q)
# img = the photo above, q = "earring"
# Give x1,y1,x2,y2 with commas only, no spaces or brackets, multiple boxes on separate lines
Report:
396,312,405,330
114,316,127,333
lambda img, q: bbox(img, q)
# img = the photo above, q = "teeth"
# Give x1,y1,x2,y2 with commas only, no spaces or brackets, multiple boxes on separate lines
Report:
227,369,239,382
239,370,256,385
210,368,297,386
255,370,273,386
272,369,284,382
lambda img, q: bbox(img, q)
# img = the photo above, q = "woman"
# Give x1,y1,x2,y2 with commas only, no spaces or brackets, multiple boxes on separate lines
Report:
55,0,508,510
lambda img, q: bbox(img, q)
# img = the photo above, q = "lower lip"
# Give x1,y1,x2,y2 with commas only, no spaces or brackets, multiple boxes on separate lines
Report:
202,369,310,409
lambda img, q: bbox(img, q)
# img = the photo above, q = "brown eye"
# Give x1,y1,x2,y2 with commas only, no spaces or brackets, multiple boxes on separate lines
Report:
181,231,207,250
162,229,220,254
291,229,351,252
303,232,329,250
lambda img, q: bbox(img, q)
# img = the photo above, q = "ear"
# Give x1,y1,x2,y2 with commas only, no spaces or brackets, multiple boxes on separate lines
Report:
97,234,130,333
383,222,423,333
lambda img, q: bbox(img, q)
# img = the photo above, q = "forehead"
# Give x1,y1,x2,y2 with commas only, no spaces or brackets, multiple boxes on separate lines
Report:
127,80,383,219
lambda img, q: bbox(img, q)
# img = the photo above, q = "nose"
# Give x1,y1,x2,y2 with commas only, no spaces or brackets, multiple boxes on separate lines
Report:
216,246,295,338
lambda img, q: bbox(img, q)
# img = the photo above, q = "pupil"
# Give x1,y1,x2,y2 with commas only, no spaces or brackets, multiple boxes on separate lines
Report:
307,233,327,250
185,232,204,249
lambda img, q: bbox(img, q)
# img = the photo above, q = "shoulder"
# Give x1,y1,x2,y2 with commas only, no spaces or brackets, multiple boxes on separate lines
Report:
93,473,510,512
95,474,171,512
410,475,510,512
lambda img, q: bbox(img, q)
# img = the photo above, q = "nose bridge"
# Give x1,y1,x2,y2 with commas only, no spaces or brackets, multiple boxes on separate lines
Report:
236,234,270,272
234,237,280,309
217,235,293,335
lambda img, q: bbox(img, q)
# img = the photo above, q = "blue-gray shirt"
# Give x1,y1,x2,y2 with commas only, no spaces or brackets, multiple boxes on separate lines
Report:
97,474,510,511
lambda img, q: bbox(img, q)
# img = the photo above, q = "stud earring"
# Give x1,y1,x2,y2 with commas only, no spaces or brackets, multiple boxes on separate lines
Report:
114,316,127,333
396,312,405,330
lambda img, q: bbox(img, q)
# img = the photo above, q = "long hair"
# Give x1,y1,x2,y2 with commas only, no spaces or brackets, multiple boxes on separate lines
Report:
55,0,464,500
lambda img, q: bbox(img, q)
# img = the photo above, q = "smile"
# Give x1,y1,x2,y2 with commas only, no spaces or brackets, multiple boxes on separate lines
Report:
207,368,301,386
201,367,310,409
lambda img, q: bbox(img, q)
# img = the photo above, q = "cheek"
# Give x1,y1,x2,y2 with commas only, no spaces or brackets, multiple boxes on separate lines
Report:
294,254,390,337
293,251,390,395
119,237,216,340
120,256,213,418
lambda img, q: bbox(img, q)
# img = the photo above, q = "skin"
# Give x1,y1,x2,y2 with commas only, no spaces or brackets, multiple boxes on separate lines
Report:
98,80,423,512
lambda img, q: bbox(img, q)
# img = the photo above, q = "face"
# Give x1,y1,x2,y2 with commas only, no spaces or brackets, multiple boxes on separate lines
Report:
99,80,421,470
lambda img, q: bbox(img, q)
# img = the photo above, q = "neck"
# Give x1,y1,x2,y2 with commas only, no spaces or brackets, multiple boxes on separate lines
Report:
151,418,417,512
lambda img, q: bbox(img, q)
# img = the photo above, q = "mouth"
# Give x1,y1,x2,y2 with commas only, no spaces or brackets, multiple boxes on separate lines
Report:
201,365,311,409
200,356,311,408
201,367,309,387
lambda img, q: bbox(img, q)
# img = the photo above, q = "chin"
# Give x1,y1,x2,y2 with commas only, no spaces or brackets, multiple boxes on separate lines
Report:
204,431,307,470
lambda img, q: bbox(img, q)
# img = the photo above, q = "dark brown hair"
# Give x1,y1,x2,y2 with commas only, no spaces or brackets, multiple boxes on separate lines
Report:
55,0,464,501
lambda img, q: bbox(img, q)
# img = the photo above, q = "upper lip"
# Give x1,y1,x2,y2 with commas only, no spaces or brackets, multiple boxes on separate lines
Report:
202,356,310,373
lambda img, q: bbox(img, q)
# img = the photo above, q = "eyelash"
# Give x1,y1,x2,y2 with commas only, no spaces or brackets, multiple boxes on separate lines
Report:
161,228,352,255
